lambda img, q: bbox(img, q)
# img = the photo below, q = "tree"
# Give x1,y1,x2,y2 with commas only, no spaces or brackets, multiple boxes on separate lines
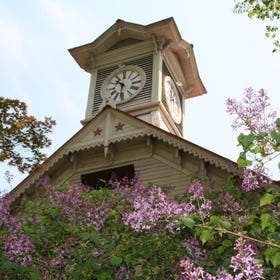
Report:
0,97,56,173
233,0,280,52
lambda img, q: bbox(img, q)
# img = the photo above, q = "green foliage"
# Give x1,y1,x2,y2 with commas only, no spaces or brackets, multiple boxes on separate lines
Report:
0,97,56,173
233,0,280,52
1,176,280,279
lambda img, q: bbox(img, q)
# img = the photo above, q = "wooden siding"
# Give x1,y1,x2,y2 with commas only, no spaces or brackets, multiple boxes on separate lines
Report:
55,137,203,196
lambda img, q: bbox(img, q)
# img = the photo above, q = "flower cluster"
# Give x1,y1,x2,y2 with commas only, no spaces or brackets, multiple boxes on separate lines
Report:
226,87,277,191
186,180,212,219
0,193,35,266
115,266,132,280
226,87,277,134
177,237,263,280
218,193,243,214
44,182,113,229
176,259,214,280
0,193,13,227
183,236,206,263
122,183,193,232
241,165,271,192
2,230,34,266
54,237,76,268
230,237,263,279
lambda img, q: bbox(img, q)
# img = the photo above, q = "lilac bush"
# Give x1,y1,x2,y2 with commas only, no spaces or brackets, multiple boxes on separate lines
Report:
1,87,280,279
0,174,277,279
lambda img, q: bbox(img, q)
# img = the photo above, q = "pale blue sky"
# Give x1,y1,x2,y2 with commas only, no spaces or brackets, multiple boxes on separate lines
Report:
1,0,280,191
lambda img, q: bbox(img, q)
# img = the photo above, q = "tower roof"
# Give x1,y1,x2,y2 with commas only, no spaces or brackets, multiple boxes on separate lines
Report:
69,18,206,98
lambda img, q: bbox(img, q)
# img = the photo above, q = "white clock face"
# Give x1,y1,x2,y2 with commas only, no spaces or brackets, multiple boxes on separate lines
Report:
164,76,182,124
102,65,146,104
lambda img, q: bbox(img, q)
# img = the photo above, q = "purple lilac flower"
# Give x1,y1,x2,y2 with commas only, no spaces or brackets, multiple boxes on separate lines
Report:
1,193,35,266
183,236,206,263
230,237,263,279
2,230,35,266
241,164,271,192
92,248,105,258
44,182,113,229
186,180,212,219
0,193,13,227
176,259,216,280
226,88,277,190
54,237,76,268
226,87,276,134
215,268,234,280
122,184,193,232
115,266,132,280
218,193,243,214
187,180,205,200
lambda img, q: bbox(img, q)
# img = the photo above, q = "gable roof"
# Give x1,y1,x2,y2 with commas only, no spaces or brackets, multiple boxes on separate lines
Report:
10,106,236,202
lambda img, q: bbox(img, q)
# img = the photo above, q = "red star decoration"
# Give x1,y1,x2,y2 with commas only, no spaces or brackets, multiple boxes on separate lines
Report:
115,122,125,131
93,127,103,136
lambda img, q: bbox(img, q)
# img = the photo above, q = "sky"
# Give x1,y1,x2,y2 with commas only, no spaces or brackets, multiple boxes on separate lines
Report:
1,0,280,191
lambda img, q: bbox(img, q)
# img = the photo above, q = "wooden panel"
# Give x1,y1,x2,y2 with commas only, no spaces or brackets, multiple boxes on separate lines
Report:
134,157,190,195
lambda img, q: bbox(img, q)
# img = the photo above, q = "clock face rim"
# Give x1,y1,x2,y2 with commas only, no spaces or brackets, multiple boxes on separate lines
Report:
163,75,182,124
101,65,146,104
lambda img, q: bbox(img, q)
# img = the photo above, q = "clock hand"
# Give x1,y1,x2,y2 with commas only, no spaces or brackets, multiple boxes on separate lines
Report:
115,80,125,94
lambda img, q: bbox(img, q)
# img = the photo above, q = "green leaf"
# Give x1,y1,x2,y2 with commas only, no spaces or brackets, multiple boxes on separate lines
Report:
181,217,195,229
271,131,280,145
1,260,16,270
92,231,100,245
110,256,123,266
260,193,275,206
200,229,213,244
30,271,40,280
238,133,255,151
264,247,280,267
81,232,91,241
237,153,252,168
276,118,280,131
209,215,222,224
221,220,232,230
260,213,271,230
271,252,280,267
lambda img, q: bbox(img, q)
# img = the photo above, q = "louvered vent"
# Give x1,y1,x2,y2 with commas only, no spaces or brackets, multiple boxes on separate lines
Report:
107,38,143,51
92,55,153,116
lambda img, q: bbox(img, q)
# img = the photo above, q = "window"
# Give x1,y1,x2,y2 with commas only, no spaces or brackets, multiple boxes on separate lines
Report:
81,165,135,189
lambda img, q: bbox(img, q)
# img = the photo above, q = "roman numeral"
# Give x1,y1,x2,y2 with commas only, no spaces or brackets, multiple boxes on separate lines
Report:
131,74,140,81
127,71,133,79
130,85,139,90
113,92,120,101
132,80,141,85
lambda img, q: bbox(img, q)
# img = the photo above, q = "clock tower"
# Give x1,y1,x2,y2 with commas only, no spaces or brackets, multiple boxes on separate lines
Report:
12,18,240,207
69,18,206,137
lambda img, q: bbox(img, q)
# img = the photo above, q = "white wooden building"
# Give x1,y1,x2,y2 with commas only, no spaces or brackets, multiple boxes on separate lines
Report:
11,18,235,205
